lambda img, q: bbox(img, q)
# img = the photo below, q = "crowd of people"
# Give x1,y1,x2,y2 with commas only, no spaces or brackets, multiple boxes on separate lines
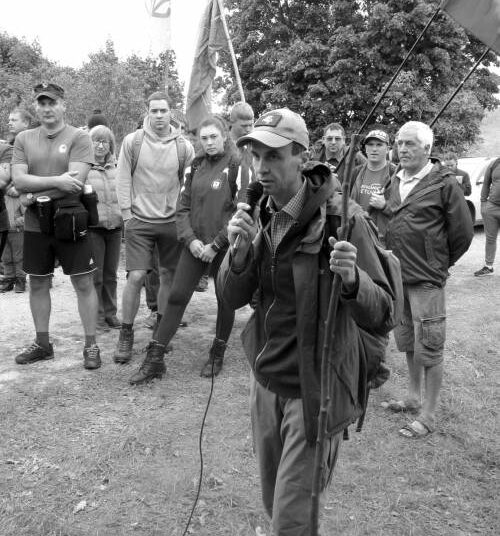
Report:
0,80,494,534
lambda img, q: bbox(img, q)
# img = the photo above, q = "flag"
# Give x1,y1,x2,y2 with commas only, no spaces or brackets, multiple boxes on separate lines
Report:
443,0,500,55
145,0,172,53
186,0,227,131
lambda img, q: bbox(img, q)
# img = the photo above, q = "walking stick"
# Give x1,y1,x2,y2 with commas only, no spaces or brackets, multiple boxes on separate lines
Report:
310,134,362,536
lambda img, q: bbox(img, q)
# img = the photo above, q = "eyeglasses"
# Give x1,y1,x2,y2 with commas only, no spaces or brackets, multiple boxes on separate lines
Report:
93,140,110,147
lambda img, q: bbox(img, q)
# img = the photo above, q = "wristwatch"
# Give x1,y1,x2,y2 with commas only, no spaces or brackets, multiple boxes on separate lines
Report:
26,193,35,204
210,242,221,253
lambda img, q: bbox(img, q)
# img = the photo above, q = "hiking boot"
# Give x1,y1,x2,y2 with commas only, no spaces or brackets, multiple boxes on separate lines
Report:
113,328,134,364
105,315,121,329
14,278,26,293
474,266,494,277
83,345,102,369
144,311,158,330
0,279,15,292
195,274,209,292
200,338,226,378
129,341,167,385
15,341,54,364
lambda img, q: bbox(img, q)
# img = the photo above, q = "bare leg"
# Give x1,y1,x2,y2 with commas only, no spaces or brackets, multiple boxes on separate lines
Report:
406,350,423,404
120,269,147,324
71,273,98,336
420,363,443,428
29,275,52,332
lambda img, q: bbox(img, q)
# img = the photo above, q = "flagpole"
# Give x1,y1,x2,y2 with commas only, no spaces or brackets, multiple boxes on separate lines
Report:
216,0,246,102
429,46,490,128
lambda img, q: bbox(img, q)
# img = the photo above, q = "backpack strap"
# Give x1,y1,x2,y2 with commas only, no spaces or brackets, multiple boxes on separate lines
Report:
130,130,188,183
130,129,145,178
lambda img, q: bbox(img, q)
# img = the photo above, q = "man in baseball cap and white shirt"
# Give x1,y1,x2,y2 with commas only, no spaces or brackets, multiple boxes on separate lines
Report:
218,108,395,533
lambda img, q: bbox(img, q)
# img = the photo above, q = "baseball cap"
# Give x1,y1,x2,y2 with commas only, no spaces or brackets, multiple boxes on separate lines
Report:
237,108,309,150
363,129,390,145
34,82,65,101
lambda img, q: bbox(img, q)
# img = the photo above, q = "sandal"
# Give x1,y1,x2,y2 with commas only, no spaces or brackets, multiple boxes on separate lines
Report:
381,399,421,414
398,420,431,439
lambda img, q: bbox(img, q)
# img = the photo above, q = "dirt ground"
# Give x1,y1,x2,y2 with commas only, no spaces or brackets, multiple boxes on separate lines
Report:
0,228,498,536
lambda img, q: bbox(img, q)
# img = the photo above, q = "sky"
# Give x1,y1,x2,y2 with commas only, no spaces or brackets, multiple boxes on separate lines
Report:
0,0,208,86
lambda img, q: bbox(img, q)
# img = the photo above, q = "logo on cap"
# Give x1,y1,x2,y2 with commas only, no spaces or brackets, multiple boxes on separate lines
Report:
364,129,389,144
256,114,282,127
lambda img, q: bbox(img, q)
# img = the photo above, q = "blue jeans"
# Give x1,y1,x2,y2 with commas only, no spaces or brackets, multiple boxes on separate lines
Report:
90,228,122,318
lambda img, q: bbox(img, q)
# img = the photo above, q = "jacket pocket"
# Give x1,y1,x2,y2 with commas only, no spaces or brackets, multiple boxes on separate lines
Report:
420,315,446,350
424,234,439,270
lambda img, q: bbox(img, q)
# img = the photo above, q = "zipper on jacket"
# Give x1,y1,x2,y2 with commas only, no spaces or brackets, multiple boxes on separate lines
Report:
254,230,277,367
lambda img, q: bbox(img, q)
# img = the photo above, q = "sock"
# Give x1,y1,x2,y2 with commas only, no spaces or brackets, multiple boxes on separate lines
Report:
36,332,50,348
122,322,133,331
486,264,493,269
85,335,96,347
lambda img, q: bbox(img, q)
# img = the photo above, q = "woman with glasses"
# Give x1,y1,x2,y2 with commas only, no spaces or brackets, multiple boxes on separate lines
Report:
87,125,123,330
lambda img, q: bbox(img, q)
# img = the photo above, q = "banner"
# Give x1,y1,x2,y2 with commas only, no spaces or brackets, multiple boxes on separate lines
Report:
145,0,172,54
443,0,500,55
186,0,227,130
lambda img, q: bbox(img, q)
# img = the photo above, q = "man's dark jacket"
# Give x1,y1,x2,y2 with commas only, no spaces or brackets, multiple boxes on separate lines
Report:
385,163,473,287
218,163,395,444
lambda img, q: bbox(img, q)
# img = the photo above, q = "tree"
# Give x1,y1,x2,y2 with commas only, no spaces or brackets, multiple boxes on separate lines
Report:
219,0,499,154
0,35,185,146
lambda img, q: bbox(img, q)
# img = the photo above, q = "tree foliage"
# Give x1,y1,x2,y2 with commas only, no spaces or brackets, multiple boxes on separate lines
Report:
219,0,500,154
0,33,184,145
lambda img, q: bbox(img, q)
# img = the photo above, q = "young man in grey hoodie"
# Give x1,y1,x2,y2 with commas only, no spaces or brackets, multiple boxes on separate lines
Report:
115,91,194,367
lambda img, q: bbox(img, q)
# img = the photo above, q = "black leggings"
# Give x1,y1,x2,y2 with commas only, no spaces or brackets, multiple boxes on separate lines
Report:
156,247,235,347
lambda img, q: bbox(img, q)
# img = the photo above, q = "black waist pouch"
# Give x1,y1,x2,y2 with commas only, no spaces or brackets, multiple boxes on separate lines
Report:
53,199,89,242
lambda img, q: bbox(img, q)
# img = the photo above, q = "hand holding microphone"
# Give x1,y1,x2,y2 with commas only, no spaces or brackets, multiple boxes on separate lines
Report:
228,182,263,258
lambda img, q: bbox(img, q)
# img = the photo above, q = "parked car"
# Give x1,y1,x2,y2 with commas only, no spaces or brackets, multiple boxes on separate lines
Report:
457,156,499,226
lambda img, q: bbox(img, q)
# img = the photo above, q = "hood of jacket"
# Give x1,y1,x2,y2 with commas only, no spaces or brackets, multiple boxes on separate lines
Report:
142,116,181,144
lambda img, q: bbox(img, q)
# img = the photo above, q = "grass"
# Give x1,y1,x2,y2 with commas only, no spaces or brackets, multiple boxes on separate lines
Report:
0,230,498,535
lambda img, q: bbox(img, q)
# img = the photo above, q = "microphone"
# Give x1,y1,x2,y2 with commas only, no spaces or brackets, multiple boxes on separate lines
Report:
233,181,264,251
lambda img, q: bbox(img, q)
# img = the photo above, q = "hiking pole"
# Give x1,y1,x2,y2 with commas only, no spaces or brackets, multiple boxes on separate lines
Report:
310,135,362,536
429,45,490,128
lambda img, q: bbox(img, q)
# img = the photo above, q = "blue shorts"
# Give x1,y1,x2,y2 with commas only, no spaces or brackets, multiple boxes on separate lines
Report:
393,283,446,367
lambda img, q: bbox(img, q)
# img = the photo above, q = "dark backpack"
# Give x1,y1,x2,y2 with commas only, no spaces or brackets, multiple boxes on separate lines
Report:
324,213,404,434
129,129,189,181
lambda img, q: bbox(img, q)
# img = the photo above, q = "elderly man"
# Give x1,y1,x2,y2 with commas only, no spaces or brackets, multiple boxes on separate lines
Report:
383,121,473,437
12,83,100,369
219,108,395,534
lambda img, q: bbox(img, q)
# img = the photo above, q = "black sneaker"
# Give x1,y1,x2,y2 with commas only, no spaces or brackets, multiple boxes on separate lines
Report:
83,345,101,369
113,328,134,364
15,342,54,364
474,266,494,277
